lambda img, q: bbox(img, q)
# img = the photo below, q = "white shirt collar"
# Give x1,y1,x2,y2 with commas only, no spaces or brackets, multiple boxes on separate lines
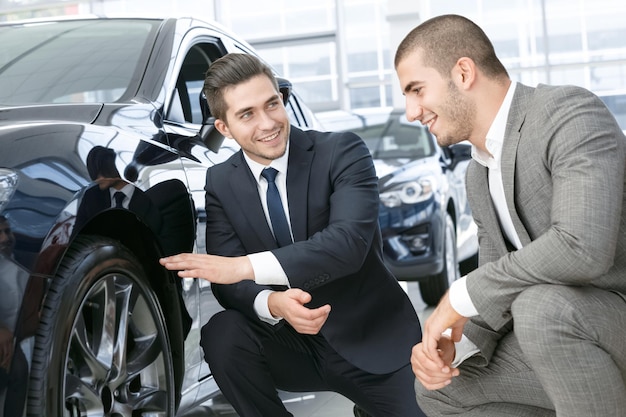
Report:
472,81,517,168
109,182,135,199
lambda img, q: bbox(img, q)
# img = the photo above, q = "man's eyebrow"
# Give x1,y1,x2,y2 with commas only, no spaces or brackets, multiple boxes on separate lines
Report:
266,93,281,104
234,106,253,118
233,94,281,117
403,80,422,94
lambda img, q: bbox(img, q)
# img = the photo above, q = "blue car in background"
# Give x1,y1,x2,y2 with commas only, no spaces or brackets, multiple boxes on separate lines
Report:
332,108,478,306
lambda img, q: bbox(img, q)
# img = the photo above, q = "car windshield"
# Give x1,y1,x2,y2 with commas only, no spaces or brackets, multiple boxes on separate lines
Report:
0,19,160,105
356,113,435,159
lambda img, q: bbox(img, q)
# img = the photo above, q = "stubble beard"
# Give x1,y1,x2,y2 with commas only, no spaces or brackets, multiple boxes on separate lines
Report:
435,81,476,147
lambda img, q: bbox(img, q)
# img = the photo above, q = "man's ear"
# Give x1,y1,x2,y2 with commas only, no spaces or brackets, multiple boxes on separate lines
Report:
214,118,231,139
453,57,476,90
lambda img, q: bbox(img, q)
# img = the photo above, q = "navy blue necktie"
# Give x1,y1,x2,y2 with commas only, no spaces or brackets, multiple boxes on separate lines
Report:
261,168,292,247
113,191,125,208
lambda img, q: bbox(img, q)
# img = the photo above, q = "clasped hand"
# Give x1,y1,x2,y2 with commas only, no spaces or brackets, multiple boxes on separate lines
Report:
412,290,467,390
269,289,331,334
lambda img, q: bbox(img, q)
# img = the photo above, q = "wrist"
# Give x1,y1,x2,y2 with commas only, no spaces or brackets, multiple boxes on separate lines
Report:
267,292,281,318
238,256,255,281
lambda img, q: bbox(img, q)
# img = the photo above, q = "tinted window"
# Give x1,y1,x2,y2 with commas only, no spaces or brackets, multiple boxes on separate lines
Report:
357,114,435,159
0,19,159,105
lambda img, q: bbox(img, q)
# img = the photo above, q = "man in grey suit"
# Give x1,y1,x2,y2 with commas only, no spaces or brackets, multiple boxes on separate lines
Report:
161,53,425,417
394,14,626,416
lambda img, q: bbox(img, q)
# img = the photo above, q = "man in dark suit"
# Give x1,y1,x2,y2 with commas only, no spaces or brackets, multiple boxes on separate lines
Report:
160,53,425,417
395,14,626,416
75,146,162,234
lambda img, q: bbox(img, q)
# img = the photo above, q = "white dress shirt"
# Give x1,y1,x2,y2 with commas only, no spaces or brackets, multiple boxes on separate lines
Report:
108,183,136,209
241,144,292,323
448,82,523,366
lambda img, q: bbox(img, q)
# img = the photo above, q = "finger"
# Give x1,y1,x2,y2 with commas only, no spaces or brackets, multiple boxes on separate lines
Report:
421,330,444,368
160,253,202,269
296,290,312,304
412,360,454,390
310,304,331,317
450,320,467,342
160,258,191,271
415,374,453,391
177,269,203,279
293,305,329,325
412,360,455,390
159,253,187,264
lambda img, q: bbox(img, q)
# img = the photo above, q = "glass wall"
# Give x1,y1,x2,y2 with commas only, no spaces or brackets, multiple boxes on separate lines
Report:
217,0,392,112
423,0,626,127
1,0,626,123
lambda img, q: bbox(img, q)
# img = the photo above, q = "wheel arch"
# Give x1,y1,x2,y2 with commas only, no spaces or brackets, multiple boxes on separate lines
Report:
67,211,189,409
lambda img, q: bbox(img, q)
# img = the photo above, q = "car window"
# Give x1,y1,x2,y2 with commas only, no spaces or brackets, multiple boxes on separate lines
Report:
0,19,160,105
167,41,318,131
357,115,435,159
167,42,227,124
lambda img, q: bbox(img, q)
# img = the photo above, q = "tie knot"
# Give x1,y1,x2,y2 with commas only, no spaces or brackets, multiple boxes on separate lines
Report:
113,191,125,208
261,167,278,183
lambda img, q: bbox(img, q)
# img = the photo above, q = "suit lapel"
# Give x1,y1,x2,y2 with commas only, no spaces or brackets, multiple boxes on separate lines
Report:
501,84,532,247
228,152,278,248
467,161,510,257
285,128,314,243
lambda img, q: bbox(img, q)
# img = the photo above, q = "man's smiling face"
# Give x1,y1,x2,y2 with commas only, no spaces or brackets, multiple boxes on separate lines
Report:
214,74,290,166
396,49,475,147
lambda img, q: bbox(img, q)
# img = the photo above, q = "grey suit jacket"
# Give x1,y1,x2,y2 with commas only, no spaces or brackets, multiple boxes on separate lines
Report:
464,82,626,363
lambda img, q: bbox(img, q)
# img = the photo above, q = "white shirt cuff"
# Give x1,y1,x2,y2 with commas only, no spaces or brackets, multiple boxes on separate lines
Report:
449,276,479,317
247,251,290,286
452,334,480,367
253,290,282,325
441,329,480,368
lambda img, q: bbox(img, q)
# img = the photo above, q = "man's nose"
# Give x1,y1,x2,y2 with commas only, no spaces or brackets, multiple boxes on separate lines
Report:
405,98,423,123
258,110,275,129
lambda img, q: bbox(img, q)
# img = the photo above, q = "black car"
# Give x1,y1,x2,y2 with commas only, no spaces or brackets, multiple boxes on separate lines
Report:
350,109,478,306
0,16,320,417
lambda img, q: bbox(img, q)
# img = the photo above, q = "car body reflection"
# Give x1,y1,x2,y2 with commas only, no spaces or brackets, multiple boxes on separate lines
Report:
0,16,320,416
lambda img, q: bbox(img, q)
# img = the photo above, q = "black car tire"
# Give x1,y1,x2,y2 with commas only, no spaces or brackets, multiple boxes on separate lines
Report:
419,213,459,306
27,235,175,417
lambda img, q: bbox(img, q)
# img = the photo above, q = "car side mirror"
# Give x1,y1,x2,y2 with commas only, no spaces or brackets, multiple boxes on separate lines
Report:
277,77,292,104
450,142,472,160
447,142,472,170
198,91,224,153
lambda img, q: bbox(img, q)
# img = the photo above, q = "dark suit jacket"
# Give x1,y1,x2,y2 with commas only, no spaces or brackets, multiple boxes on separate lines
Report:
204,126,421,375
75,184,163,234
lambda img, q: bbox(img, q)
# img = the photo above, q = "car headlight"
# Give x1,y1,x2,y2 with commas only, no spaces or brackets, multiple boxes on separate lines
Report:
380,178,434,208
0,168,19,213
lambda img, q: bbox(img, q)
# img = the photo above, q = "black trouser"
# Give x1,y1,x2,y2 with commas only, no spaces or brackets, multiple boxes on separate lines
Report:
201,309,425,417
